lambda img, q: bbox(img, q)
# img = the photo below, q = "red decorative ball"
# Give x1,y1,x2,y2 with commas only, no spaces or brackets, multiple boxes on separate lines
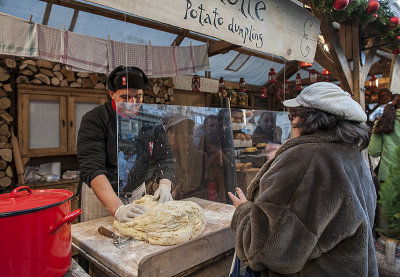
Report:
366,0,380,14
333,0,349,11
397,35,400,40
373,14,378,19
388,16,400,28
392,49,400,55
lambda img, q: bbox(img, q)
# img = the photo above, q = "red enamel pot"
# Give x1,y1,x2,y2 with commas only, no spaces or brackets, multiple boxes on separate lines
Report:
0,186,81,277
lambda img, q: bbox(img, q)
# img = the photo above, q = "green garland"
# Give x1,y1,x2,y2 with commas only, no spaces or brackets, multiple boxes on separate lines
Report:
314,0,400,50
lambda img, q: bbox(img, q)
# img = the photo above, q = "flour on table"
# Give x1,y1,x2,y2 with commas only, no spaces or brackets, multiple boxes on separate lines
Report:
113,195,205,245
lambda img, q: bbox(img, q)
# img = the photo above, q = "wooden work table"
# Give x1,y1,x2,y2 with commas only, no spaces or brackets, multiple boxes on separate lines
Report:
72,198,236,277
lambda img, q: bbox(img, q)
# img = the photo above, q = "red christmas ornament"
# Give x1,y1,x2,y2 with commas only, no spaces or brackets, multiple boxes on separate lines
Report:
366,0,380,14
392,49,400,55
388,16,400,28
373,14,378,19
397,35,400,40
333,0,349,11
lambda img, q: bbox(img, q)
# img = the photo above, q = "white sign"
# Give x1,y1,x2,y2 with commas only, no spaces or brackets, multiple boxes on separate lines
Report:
84,0,320,62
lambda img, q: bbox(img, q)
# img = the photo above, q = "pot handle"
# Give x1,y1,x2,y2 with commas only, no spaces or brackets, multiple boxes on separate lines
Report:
10,186,32,198
50,209,82,234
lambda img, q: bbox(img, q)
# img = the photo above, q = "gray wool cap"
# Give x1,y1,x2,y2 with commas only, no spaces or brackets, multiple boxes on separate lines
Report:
283,82,367,122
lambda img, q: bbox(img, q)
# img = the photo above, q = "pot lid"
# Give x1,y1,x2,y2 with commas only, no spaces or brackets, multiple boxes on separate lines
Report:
0,186,74,217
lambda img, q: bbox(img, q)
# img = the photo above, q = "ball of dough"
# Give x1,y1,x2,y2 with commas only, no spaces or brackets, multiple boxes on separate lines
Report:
113,195,205,246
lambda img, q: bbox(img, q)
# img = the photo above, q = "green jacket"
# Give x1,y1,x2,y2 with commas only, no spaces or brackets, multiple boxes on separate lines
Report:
368,109,400,182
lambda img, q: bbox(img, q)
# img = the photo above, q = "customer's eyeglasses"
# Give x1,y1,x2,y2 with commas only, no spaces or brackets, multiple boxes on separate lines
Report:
288,113,296,121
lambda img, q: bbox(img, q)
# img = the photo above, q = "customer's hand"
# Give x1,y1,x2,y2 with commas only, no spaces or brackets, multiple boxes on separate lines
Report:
114,203,146,222
228,188,248,208
154,179,173,203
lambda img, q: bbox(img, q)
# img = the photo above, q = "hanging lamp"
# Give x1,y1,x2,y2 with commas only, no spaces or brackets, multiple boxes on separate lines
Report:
268,68,277,83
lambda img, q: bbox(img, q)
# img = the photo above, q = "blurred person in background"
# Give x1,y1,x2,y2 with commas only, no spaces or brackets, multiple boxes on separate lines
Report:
368,95,400,184
252,111,282,146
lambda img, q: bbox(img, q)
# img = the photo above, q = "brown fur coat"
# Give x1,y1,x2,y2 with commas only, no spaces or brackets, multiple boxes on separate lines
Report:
231,133,378,276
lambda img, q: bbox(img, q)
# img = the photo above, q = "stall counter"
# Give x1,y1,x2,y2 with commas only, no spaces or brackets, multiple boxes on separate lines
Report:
72,197,235,277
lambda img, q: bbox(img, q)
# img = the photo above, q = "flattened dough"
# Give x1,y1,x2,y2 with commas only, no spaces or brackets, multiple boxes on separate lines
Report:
113,195,205,245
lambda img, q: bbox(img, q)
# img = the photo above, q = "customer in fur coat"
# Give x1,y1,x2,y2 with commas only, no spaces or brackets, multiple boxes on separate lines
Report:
228,82,378,276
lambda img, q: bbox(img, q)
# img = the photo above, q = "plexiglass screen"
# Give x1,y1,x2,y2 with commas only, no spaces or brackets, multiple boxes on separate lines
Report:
116,103,291,205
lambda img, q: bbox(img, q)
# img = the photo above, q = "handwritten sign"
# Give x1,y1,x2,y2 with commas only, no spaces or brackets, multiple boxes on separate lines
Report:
85,0,320,62
390,55,400,94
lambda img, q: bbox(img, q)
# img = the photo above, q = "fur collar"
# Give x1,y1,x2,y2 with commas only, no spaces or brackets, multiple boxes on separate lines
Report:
247,132,341,201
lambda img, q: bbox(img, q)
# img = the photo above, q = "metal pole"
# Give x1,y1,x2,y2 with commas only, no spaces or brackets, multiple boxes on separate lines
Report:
220,97,237,204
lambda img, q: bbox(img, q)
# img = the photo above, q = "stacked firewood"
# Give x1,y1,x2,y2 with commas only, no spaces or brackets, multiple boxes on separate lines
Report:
0,58,16,191
13,58,175,105
14,58,108,89
144,78,175,105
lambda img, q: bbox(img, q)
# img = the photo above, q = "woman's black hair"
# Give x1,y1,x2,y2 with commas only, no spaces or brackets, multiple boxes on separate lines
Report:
372,95,399,135
107,66,149,91
289,106,370,150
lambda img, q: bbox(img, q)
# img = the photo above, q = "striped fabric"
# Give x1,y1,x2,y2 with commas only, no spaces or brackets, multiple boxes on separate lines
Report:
80,182,109,222
0,12,209,76
151,45,177,77
175,44,209,76
107,40,152,75
0,12,38,58
63,31,108,74
38,24,63,63
80,182,146,222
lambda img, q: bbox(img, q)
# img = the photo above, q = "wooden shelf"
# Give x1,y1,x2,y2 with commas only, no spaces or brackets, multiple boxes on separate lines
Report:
28,178,79,189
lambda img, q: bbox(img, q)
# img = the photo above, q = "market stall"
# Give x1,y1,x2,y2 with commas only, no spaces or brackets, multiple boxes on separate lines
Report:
1,0,400,276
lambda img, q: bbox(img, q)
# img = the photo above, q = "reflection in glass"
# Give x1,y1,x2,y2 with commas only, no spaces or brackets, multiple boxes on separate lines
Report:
116,103,291,204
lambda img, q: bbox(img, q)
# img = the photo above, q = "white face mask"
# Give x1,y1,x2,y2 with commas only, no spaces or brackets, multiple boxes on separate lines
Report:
116,102,141,118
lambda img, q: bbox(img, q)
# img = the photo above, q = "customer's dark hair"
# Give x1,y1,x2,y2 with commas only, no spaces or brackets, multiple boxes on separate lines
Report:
288,106,370,150
372,95,399,134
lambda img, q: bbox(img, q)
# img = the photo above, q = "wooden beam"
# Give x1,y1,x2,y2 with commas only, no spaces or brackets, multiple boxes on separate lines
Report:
314,41,339,79
362,37,380,80
339,21,353,60
369,61,391,76
171,29,189,46
42,2,52,25
317,12,353,94
40,0,284,64
236,48,284,64
208,41,240,57
68,9,79,32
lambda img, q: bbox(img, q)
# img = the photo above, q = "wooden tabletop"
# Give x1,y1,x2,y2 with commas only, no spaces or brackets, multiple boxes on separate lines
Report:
72,198,235,277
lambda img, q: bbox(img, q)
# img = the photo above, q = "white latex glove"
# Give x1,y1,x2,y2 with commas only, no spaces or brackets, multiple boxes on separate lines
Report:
154,179,173,203
114,203,146,222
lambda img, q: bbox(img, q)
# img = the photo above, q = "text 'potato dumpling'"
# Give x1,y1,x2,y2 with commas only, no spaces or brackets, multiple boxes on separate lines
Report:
113,195,205,245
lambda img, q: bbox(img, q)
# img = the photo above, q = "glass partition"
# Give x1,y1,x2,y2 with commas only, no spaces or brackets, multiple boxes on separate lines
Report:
116,103,291,205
